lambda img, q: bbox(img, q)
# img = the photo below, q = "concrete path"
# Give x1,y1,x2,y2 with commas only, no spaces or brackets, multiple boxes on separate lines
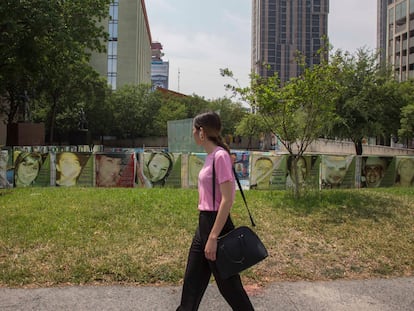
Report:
0,277,413,310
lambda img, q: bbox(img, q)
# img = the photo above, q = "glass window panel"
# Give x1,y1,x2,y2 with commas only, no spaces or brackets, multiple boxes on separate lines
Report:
107,58,117,73
109,22,118,39
110,3,119,20
108,41,117,56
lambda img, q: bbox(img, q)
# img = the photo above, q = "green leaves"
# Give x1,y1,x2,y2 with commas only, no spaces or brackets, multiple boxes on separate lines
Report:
328,47,414,152
247,54,340,156
0,0,110,140
399,101,414,144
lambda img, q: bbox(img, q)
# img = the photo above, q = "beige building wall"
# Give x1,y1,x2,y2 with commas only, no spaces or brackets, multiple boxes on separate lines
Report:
386,0,414,81
117,0,151,86
89,0,152,89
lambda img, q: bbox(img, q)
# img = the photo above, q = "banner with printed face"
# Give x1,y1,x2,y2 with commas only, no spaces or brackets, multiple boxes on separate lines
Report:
250,152,286,190
12,147,51,187
285,155,321,190
231,150,250,190
54,152,93,187
321,155,356,189
134,150,147,188
187,153,207,189
0,148,13,188
360,156,395,188
394,156,414,187
138,151,180,188
165,153,182,188
95,152,135,187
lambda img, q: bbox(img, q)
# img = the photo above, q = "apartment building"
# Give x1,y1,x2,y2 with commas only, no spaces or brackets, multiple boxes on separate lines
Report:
252,0,329,83
89,0,152,90
151,42,169,90
382,0,414,81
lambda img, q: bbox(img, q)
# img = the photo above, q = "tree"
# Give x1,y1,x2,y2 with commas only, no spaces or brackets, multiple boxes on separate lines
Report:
398,81,414,147
0,0,55,122
222,47,341,196
399,103,414,148
208,98,247,136
234,114,267,149
34,59,110,143
180,94,210,118
0,0,110,140
328,48,403,154
153,98,187,136
110,84,161,142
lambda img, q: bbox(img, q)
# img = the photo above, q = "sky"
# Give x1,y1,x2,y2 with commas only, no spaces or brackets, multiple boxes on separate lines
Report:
145,0,377,100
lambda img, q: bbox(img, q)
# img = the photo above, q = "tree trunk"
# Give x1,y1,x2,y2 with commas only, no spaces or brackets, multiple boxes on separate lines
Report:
354,139,363,155
48,95,58,144
289,155,302,199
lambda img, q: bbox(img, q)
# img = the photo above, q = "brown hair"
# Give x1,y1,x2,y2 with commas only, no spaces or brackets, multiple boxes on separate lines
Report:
193,111,230,153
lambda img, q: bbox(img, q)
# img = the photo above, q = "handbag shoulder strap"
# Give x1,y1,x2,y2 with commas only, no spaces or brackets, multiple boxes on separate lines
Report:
213,158,256,227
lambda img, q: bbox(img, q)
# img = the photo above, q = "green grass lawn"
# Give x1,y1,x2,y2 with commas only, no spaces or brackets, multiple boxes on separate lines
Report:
0,187,413,287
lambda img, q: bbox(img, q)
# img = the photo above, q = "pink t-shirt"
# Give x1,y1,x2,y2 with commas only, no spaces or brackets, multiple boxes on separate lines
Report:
198,147,235,211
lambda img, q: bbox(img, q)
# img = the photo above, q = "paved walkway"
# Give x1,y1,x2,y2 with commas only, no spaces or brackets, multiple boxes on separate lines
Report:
0,277,413,310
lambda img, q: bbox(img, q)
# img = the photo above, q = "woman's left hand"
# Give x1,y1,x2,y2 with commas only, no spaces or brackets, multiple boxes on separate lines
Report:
204,237,218,261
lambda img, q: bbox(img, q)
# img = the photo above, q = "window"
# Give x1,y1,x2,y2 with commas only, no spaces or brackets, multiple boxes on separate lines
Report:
107,1,119,90
108,22,118,40
396,1,407,21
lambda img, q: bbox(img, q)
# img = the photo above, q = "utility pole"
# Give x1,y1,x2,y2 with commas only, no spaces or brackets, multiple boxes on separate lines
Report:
177,68,180,92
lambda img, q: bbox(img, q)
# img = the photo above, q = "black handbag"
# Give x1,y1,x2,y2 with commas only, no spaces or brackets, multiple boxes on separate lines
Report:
212,159,268,279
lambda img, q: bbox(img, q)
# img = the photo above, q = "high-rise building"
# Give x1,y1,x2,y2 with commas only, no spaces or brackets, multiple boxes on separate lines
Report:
380,0,414,81
377,0,390,66
151,42,169,90
252,0,329,83
89,0,152,90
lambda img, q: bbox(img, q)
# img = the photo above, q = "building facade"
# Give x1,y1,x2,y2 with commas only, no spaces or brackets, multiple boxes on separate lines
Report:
251,0,329,83
151,42,169,90
378,0,390,66
90,0,152,90
382,0,414,81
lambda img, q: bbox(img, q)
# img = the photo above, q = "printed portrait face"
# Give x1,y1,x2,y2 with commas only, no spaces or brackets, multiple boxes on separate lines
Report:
364,157,386,188
323,156,348,186
235,163,243,174
15,153,41,187
396,158,414,187
188,154,205,187
252,157,273,189
146,153,172,183
56,152,82,186
96,155,122,187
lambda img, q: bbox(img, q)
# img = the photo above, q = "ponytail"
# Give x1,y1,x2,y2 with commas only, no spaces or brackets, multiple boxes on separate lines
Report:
209,135,230,154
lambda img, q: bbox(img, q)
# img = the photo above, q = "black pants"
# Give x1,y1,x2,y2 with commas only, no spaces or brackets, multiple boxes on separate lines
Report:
176,211,254,311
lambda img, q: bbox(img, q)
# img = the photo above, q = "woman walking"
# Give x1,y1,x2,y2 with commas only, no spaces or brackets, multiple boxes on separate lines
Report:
176,111,254,310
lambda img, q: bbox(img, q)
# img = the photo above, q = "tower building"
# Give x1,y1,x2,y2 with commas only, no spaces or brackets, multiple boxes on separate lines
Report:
252,0,329,83
381,0,414,81
151,42,169,90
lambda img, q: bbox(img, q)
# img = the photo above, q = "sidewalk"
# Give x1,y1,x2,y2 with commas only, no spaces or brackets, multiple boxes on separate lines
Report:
0,277,413,310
